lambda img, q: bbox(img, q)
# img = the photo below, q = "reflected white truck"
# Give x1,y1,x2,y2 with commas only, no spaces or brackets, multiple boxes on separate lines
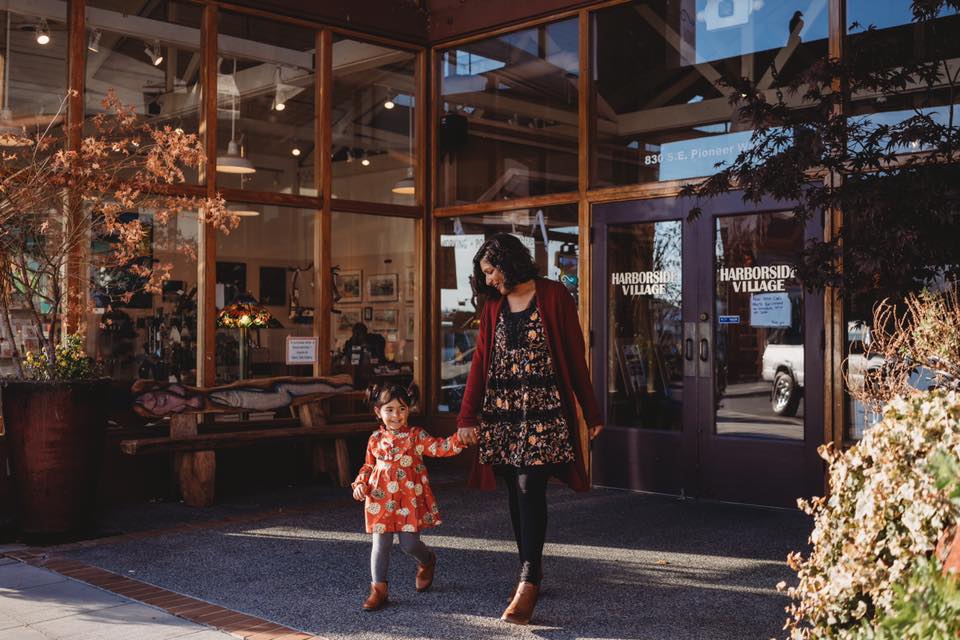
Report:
761,343,804,416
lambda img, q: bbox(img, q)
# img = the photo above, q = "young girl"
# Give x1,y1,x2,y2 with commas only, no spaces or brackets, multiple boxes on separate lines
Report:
352,382,465,611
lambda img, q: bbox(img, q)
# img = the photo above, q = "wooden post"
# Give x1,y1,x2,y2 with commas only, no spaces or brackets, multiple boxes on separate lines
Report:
170,413,215,507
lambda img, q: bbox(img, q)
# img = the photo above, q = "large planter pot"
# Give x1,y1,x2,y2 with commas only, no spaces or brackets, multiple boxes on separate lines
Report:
1,379,109,538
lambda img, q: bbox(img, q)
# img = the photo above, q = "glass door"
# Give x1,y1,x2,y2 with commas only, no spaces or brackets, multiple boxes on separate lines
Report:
591,199,696,495
592,195,824,507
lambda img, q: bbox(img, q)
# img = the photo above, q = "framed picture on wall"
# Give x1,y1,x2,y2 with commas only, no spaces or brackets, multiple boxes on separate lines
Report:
405,308,415,335
363,306,373,322
404,268,416,303
259,266,286,306
367,273,398,302
336,269,362,302
336,308,362,333
372,308,398,329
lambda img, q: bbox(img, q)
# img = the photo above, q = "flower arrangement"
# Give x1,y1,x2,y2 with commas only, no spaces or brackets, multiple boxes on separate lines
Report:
21,334,99,381
0,90,235,381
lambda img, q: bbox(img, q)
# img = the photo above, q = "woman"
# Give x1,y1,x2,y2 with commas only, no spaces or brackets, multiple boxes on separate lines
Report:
457,233,603,625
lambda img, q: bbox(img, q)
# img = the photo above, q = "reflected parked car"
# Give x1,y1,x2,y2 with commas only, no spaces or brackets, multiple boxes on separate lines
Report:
761,341,804,416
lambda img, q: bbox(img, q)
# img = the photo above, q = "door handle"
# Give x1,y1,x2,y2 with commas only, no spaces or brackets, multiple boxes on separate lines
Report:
699,338,709,362
684,338,694,361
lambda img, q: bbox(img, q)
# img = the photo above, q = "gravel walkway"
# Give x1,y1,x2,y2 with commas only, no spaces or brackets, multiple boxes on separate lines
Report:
63,481,811,640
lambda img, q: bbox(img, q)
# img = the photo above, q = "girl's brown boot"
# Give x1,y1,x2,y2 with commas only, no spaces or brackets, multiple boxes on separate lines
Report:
415,552,437,592
362,582,388,611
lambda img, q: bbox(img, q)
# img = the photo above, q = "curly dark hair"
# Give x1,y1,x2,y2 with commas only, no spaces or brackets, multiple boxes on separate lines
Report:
471,233,539,299
365,381,420,413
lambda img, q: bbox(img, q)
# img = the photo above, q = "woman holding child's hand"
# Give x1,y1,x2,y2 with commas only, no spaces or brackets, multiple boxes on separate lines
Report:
458,233,603,626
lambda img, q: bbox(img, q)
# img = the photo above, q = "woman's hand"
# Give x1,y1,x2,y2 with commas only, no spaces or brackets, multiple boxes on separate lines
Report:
588,424,604,441
352,484,367,501
457,427,478,446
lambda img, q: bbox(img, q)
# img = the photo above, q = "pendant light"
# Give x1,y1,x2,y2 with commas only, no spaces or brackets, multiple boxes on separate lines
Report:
0,13,31,147
216,58,255,174
391,167,415,195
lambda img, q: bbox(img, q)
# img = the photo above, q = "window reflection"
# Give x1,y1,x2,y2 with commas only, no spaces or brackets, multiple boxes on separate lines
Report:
438,19,579,206
436,206,579,413
331,37,416,204
606,221,683,430
714,212,804,441
592,0,828,187
217,11,315,195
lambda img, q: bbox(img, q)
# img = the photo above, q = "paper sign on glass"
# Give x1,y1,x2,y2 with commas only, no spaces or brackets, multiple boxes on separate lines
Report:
750,293,792,328
286,336,318,365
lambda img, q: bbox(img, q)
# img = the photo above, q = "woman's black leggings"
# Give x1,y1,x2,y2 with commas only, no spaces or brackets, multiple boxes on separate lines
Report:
496,465,553,585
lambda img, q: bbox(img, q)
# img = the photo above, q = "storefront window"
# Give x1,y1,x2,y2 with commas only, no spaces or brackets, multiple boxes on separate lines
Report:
438,19,579,206
331,37,416,204
843,2,960,440
87,208,199,384
215,205,315,383
329,212,418,390
84,1,203,183
592,0,828,188
436,204,580,413
0,8,67,144
217,11,315,195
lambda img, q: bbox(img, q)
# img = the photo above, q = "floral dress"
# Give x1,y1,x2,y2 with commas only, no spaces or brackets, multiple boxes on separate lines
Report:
478,298,574,467
352,426,465,534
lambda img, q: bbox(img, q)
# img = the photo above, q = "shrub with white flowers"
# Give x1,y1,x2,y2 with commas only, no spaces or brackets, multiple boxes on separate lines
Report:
780,390,960,639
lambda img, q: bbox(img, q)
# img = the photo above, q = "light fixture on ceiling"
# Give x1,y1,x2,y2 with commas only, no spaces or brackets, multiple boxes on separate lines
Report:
291,144,301,157
272,67,303,112
87,29,101,53
217,59,256,174
144,41,163,66
361,151,370,167
391,167,415,195
1,14,30,147
35,19,50,46
384,88,396,110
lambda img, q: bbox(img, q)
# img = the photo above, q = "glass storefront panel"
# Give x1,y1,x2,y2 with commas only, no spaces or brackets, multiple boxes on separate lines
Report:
605,221,683,430
84,1,202,183
436,204,580,413
592,0,828,188
714,212,805,441
438,19,579,206
218,11,315,195
0,8,67,144
329,212,417,389
843,2,960,440
331,37,416,205
87,208,199,385
215,205,315,384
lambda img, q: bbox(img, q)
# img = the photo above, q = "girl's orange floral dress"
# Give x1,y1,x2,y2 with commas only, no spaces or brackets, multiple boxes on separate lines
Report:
352,426,465,534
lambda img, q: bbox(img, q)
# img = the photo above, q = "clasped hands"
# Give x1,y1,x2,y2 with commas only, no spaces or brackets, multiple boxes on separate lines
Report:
456,424,603,446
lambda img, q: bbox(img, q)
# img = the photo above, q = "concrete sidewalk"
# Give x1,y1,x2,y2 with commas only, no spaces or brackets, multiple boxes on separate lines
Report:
0,556,234,640
44,480,811,640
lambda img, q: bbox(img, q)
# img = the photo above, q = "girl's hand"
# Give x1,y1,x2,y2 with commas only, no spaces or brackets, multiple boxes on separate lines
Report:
588,424,604,441
352,484,367,501
457,427,478,446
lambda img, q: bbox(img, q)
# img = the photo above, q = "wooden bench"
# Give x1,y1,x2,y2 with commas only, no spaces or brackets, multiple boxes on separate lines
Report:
120,376,373,507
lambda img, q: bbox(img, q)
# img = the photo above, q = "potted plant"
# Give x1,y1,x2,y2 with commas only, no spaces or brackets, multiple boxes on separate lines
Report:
0,91,233,539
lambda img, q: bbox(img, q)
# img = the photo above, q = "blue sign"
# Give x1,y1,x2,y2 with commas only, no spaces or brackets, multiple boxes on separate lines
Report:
719,315,741,325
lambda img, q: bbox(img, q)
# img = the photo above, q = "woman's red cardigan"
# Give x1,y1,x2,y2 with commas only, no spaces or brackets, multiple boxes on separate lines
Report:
457,278,602,492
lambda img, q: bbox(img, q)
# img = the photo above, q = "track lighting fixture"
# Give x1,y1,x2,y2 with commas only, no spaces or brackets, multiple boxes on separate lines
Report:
144,41,163,66
361,151,370,167
35,19,50,46
87,29,101,53
291,145,301,157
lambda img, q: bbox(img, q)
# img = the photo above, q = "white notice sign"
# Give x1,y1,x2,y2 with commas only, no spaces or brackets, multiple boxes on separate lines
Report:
286,336,319,365
750,293,792,328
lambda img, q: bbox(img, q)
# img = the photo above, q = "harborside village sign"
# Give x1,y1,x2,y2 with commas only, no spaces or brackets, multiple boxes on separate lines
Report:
718,265,795,293
612,270,679,296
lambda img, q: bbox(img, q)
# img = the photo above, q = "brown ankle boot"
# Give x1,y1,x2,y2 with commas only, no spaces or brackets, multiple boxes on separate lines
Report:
415,552,436,592
362,582,388,611
501,581,539,625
